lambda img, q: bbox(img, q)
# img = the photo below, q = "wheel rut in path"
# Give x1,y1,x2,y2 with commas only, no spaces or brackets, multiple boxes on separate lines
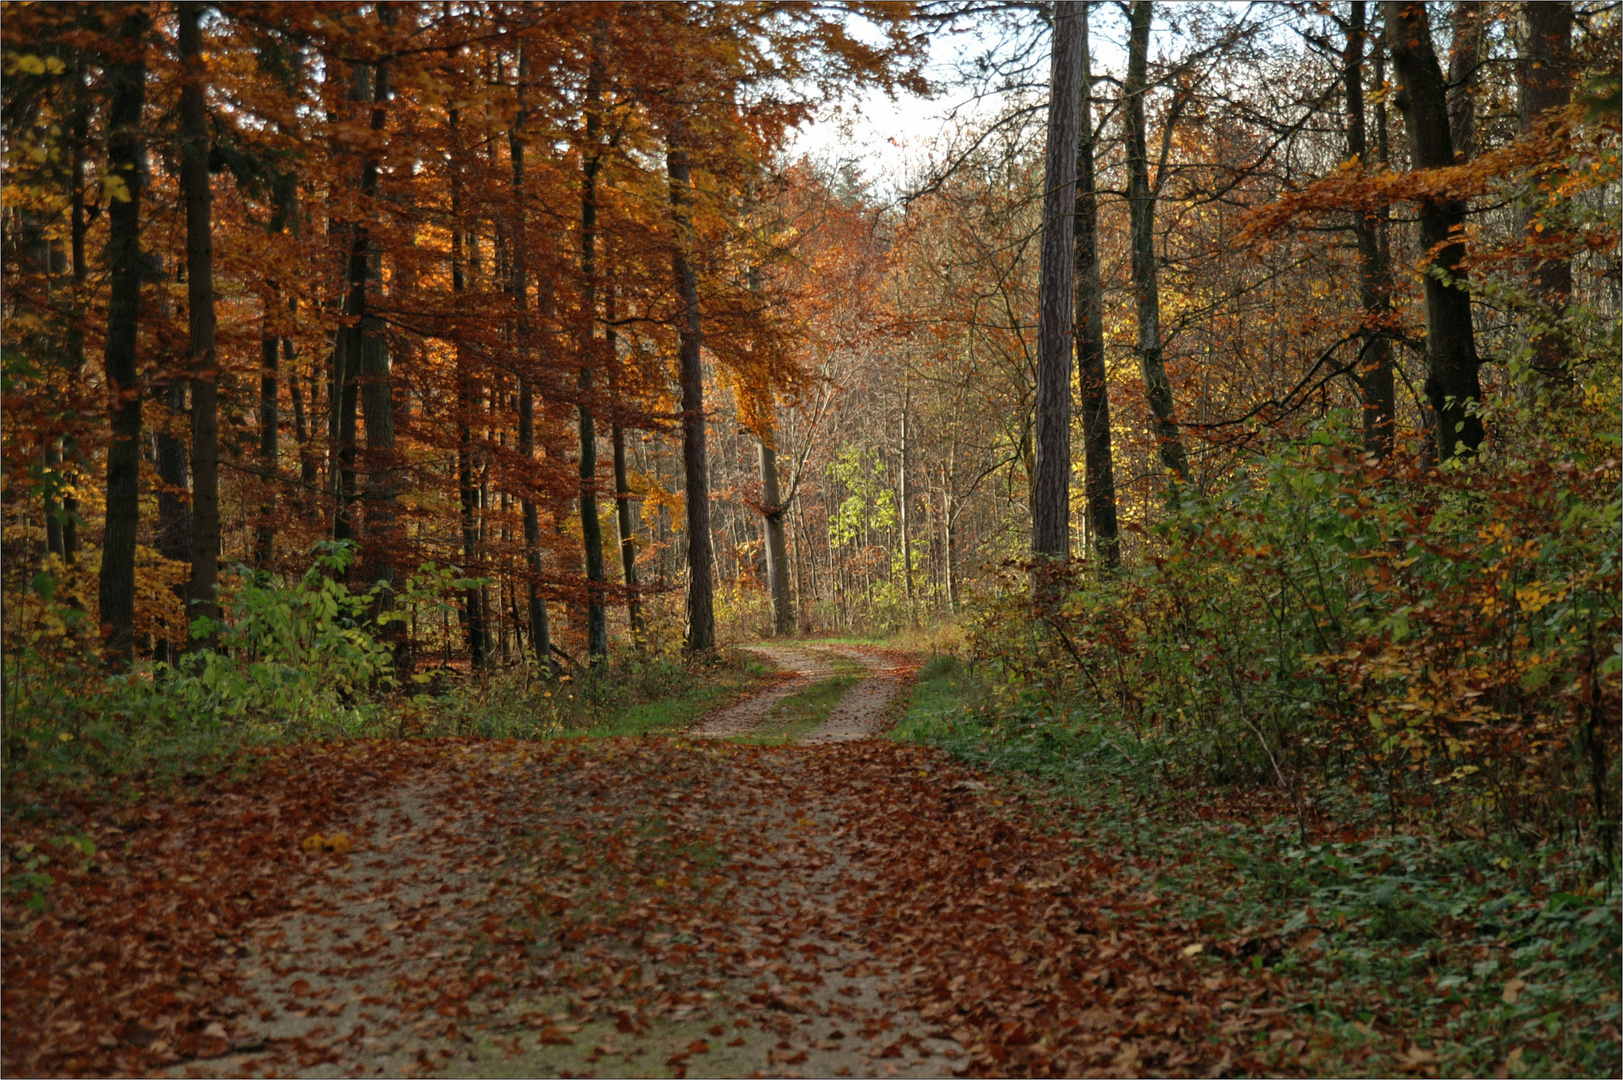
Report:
689,644,914,745
686,647,836,739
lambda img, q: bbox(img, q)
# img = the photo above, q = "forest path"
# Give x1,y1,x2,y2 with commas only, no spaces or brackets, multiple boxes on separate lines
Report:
688,644,916,744
8,724,1277,1080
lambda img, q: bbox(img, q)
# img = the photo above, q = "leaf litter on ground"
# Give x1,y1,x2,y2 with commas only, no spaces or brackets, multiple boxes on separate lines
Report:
4,732,1306,1078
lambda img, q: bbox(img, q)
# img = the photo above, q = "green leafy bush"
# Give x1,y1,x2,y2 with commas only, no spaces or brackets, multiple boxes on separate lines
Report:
106,541,399,736
968,414,1621,863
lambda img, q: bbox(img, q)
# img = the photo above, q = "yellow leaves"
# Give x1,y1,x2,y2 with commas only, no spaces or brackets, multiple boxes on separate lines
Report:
1500,977,1526,1004
302,832,352,855
1514,582,1566,614
4,53,66,77
100,173,133,204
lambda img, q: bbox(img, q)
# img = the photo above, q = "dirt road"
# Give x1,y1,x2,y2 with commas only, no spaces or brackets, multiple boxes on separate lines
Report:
4,650,1281,1079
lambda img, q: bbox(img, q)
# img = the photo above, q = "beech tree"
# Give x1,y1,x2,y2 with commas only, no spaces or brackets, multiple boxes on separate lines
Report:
96,9,149,667
1383,0,1483,460
1124,0,1189,481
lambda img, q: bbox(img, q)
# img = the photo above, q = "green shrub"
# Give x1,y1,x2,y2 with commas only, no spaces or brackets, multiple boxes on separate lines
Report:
967,413,1621,862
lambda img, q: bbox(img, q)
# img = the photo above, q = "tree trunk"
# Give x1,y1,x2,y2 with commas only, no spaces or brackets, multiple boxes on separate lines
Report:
97,10,149,668
331,19,393,547
1517,0,1574,393
606,282,645,643
898,385,915,620
59,64,89,565
510,53,553,673
1447,2,1483,163
1347,1,1397,459
1383,0,1483,460
180,4,220,649
450,103,486,668
1125,0,1189,481
667,130,714,658
1074,3,1119,569
254,195,296,572
577,34,608,662
758,433,792,636
1033,0,1082,568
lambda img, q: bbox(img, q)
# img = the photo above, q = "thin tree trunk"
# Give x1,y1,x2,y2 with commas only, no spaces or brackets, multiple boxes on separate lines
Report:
1383,0,1483,460
1074,3,1119,568
97,11,149,667
1125,0,1189,481
1347,2,1397,458
1033,1,1082,568
758,434,792,636
450,102,486,668
577,31,608,662
331,23,393,546
606,284,645,643
1517,0,1574,393
180,4,220,647
898,385,915,620
667,128,714,658
59,62,90,565
510,52,553,673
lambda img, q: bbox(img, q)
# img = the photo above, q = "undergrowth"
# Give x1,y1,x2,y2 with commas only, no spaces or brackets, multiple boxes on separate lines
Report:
896,647,1622,1077
1,540,773,801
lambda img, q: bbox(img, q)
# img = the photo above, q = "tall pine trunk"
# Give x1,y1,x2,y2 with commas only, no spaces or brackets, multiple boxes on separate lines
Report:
1074,2,1119,569
1125,0,1189,481
1032,0,1082,568
1383,0,1483,460
666,129,714,658
180,5,220,647
97,10,149,667
1347,1,1396,458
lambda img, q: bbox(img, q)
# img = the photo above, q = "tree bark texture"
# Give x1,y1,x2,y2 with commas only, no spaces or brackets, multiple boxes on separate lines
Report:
1033,0,1083,564
1074,3,1119,569
1517,0,1574,390
1125,0,1189,480
1346,1,1397,459
667,133,714,658
180,4,221,645
1383,0,1483,460
1446,2,1483,163
97,10,148,667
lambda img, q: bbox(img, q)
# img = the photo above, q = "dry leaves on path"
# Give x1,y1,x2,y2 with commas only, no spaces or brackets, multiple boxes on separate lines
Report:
3,737,1291,1078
